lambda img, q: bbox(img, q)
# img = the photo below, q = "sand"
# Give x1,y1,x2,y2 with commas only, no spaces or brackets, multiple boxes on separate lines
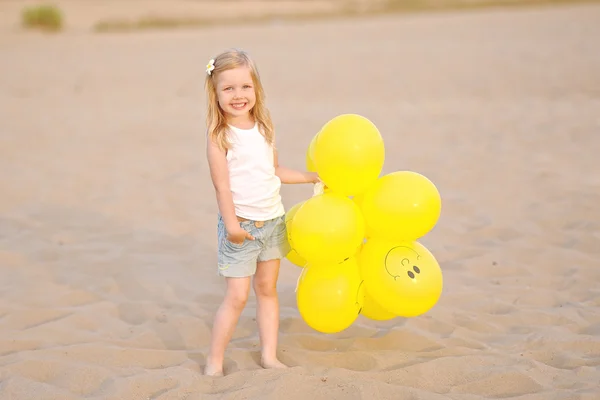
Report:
1,2,600,399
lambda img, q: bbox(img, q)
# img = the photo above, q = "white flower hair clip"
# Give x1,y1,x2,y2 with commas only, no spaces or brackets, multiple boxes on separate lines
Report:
206,59,215,75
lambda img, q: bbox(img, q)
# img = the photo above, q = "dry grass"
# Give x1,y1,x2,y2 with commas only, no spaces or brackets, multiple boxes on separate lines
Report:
94,13,331,33
88,0,600,32
382,0,599,11
21,4,63,32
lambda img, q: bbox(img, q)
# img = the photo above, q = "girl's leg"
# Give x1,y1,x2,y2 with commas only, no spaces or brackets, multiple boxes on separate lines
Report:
253,259,287,368
204,276,251,376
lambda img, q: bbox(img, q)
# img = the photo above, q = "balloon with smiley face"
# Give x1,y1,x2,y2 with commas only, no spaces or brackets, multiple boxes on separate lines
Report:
358,238,443,318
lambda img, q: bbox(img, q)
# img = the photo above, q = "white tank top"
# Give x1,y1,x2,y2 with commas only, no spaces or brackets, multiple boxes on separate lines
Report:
226,123,285,221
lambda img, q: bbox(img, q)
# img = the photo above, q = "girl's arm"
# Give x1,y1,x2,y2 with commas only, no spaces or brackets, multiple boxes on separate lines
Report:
206,136,239,232
274,148,319,184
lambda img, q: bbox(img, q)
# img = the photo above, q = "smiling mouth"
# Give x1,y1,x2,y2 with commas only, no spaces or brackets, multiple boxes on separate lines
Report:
231,102,247,110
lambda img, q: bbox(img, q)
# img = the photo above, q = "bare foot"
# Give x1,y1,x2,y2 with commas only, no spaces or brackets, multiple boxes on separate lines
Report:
261,357,288,369
204,360,224,377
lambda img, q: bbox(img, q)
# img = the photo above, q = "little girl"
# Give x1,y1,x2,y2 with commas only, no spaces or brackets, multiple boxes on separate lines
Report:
204,48,319,376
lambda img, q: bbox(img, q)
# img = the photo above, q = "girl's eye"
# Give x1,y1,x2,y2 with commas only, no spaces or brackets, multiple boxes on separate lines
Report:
243,85,252,89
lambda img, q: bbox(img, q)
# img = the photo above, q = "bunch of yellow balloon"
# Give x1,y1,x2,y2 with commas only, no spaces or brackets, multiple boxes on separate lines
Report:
287,114,444,334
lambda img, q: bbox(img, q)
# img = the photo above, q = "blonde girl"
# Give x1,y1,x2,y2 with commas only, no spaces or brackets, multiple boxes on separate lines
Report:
204,48,319,376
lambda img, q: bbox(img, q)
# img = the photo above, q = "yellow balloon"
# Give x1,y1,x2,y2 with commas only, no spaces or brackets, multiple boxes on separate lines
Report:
351,193,373,239
285,201,304,225
306,134,318,172
361,171,441,241
297,258,364,333
285,201,307,267
361,291,397,321
358,238,443,318
290,192,365,264
314,114,385,197
352,193,364,208
287,248,307,267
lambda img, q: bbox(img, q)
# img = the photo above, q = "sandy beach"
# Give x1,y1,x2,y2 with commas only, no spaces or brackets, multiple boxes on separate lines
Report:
1,2,600,399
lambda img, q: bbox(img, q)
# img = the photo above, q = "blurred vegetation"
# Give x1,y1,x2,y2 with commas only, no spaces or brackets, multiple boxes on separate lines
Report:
95,17,219,32
380,0,598,12
22,4,63,32
93,0,598,33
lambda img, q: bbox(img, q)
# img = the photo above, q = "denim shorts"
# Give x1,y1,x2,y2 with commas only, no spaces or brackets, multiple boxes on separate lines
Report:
217,214,290,278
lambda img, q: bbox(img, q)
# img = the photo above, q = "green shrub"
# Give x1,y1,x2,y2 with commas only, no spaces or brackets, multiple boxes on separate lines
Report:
22,4,63,32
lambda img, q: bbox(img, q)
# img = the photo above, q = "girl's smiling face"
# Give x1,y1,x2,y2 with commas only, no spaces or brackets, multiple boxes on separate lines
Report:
215,66,256,123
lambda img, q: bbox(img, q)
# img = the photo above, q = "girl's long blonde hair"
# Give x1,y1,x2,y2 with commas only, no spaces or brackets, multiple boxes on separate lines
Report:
205,49,274,151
